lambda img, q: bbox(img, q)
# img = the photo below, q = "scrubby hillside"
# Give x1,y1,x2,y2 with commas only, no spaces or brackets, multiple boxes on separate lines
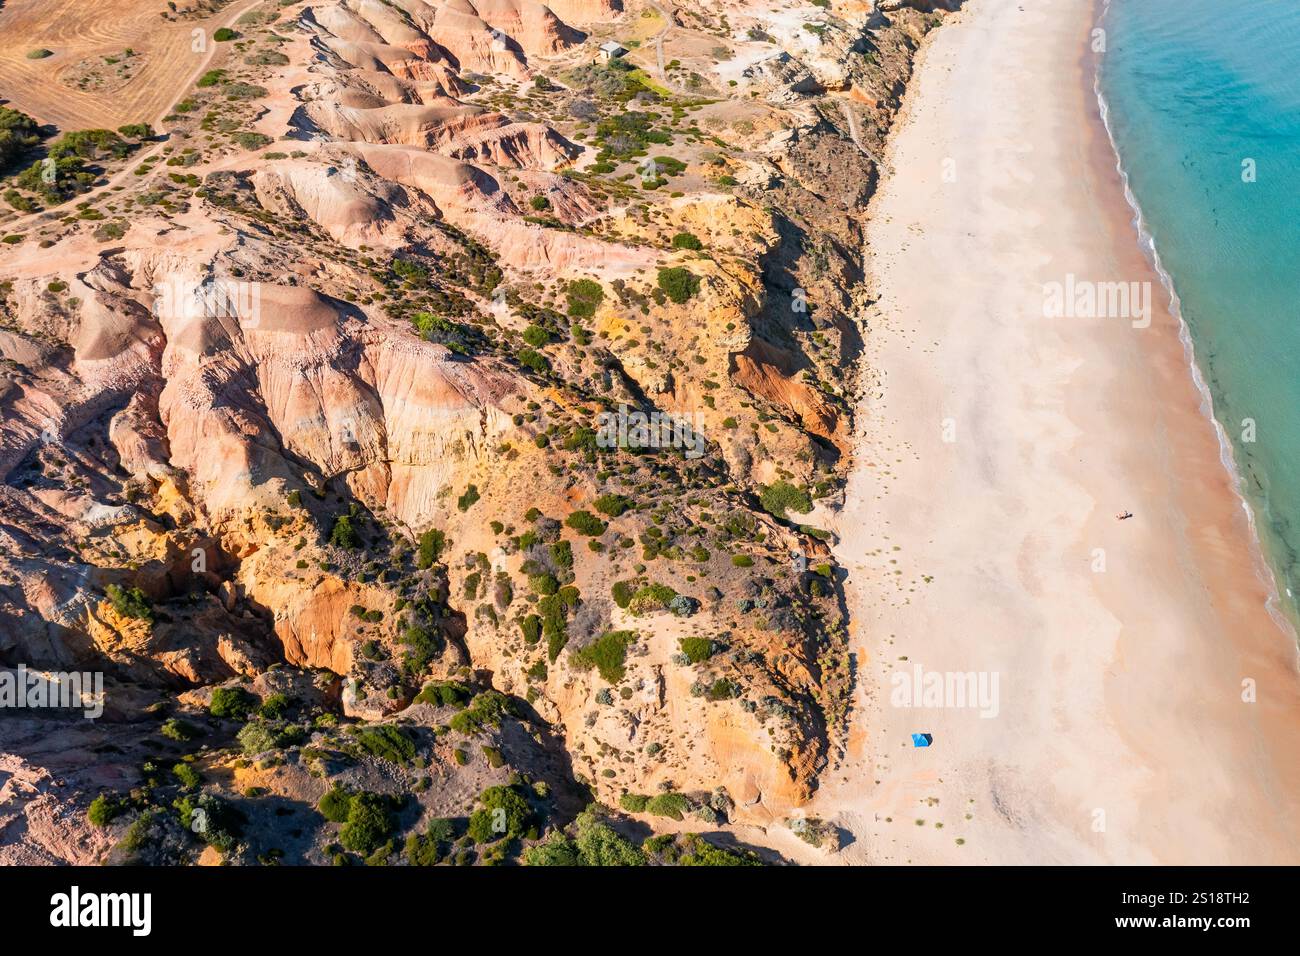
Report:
0,0,955,865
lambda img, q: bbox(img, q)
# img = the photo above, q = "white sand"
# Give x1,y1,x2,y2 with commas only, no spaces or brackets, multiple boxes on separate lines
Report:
816,0,1300,864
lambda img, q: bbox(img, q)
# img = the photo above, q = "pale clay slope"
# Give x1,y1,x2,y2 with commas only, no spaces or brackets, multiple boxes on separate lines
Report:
4,0,957,858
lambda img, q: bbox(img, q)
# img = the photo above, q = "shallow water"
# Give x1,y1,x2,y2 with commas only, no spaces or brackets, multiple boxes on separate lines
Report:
1100,0,1300,621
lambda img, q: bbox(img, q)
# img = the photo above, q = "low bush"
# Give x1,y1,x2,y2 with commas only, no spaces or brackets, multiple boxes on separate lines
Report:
565,510,606,536
645,792,690,821
573,630,635,683
679,637,714,664
758,480,813,520
105,583,152,622
656,267,700,304
87,793,122,827
352,724,417,764
209,686,257,721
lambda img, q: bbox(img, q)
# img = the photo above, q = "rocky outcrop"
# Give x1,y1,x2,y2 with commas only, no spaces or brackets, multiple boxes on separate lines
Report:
0,0,955,865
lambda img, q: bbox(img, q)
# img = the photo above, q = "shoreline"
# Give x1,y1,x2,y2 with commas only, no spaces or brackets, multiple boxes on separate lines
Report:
1089,3,1299,646
818,0,1300,864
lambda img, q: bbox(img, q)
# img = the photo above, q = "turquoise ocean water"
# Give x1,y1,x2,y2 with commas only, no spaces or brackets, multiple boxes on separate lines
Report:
1099,0,1300,625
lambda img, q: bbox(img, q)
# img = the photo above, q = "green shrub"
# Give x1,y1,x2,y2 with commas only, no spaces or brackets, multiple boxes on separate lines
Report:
233,131,271,150
318,785,352,823
520,614,542,644
758,480,813,520
593,494,629,517
645,792,689,821
339,792,393,853
457,484,480,511
236,720,277,755
628,582,676,615
611,580,636,608
415,680,471,708
115,123,153,140
172,763,202,789
160,718,201,741
517,347,549,373
197,69,226,87
619,792,650,813
522,323,551,347
565,510,606,536
523,832,581,866
449,691,513,735
173,793,244,853
213,27,238,41
416,528,446,568
565,278,605,318
538,595,570,663
467,785,532,843
412,311,477,354
522,804,645,866
679,637,714,663
572,807,645,865
352,724,417,763
573,630,635,683
707,678,740,700
3,189,34,213
656,267,700,304
401,625,442,674
87,794,122,828
671,232,703,250
259,693,291,719
405,818,455,865
563,427,598,453
222,82,266,101
550,540,574,571
104,583,152,621
669,833,762,866
529,572,559,596
209,686,257,720
731,554,754,568
329,514,361,549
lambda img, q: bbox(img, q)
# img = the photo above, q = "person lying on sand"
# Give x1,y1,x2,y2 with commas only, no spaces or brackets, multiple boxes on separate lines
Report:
1117,511,1134,521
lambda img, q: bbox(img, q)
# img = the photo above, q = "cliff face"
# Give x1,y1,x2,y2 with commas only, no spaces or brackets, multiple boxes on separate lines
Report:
0,0,955,864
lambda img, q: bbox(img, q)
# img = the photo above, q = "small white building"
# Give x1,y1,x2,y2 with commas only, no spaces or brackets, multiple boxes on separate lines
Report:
597,41,628,62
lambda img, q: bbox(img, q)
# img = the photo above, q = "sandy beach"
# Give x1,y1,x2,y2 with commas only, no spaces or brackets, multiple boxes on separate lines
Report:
816,0,1300,864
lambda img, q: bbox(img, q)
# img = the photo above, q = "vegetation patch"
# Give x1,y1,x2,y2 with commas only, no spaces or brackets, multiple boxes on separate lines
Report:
351,724,417,764
759,480,813,520
657,267,700,304
572,630,636,683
